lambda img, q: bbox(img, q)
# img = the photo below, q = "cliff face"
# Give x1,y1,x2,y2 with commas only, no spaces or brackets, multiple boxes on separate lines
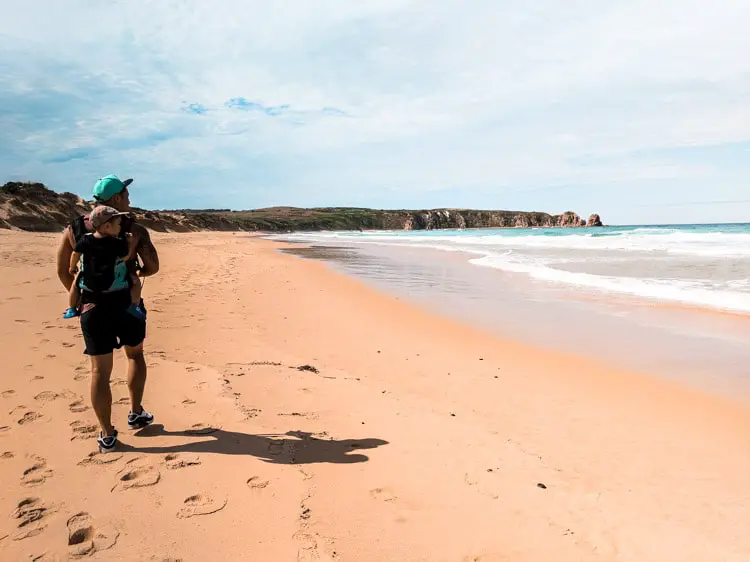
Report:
1,182,603,233
403,209,585,230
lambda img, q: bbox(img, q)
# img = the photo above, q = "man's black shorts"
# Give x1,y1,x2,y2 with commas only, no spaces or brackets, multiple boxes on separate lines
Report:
80,291,147,356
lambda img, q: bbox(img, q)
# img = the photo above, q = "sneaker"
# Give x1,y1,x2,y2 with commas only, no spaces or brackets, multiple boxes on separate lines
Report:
127,409,154,429
97,429,118,453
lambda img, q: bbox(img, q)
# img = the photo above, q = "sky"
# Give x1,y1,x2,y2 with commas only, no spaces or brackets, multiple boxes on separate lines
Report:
2,1,750,224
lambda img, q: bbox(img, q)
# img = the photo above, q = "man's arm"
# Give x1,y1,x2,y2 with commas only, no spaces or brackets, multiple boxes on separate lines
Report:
132,224,159,277
56,227,76,291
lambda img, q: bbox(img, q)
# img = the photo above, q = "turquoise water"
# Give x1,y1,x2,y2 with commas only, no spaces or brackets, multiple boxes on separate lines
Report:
283,223,750,314
305,223,750,239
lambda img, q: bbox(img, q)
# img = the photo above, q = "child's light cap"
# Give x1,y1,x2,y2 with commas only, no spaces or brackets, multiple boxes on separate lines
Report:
90,205,129,229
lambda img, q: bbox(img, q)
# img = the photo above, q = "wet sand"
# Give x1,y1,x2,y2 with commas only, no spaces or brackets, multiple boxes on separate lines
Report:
1,230,749,561
282,242,750,402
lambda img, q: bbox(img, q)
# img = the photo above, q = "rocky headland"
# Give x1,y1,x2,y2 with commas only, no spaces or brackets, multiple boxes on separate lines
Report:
1,182,603,233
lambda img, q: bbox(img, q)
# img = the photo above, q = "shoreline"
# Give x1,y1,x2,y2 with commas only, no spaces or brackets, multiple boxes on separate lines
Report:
280,239,750,404
279,238,750,412
276,234,750,318
1,230,749,561
281,239,750,315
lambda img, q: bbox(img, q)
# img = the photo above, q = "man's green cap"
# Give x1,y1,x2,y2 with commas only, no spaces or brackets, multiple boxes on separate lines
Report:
92,175,133,201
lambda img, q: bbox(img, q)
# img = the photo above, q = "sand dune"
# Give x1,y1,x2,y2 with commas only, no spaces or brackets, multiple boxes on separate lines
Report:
1,230,748,561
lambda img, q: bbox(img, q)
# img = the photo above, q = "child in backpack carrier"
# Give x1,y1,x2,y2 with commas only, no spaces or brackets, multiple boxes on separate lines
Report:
64,205,144,320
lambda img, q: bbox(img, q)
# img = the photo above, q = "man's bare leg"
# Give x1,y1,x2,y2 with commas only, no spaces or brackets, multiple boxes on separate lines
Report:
124,343,147,414
90,353,115,436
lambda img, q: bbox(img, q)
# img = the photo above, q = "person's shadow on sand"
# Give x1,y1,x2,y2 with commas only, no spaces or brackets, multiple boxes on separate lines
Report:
120,425,388,464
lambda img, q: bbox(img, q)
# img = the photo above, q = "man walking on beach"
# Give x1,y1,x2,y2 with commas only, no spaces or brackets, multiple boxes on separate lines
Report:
56,175,160,451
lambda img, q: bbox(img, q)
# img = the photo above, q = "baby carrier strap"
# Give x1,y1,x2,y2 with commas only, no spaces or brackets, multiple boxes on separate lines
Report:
69,214,88,246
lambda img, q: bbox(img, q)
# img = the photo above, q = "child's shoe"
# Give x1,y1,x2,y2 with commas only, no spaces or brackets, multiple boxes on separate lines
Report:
63,307,79,319
126,304,146,320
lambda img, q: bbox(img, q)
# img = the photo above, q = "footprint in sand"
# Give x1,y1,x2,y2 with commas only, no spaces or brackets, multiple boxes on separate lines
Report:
164,453,201,470
181,398,196,405
31,376,45,381
17,411,43,425
246,476,270,489
185,423,218,435
21,456,53,487
78,452,123,467
70,421,98,441
33,391,58,402
370,488,397,502
2,451,15,459
14,498,46,527
62,342,75,348
69,400,89,413
27,553,60,561
113,397,130,405
73,366,88,381
239,405,261,420
267,440,284,456
12,497,55,540
0,426,10,433
67,512,119,557
294,532,337,562
176,494,227,519
34,390,77,403
1,390,15,398
112,465,161,491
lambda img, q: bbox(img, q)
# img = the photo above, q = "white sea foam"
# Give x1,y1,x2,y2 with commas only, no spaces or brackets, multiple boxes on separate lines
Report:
279,226,750,313
467,253,750,314
288,230,750,257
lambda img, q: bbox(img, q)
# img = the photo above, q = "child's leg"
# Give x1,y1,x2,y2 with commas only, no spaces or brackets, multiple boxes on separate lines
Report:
64,274,81,318
126,274,146,320
68,276,81,310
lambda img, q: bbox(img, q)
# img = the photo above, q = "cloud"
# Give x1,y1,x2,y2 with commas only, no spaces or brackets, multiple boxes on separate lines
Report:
224,98,290,116
1,0,750,223
43,151,90,164
184,103,208,115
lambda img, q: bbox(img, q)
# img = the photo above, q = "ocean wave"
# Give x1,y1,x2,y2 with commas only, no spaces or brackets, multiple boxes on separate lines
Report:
469,254,750,314
278,228,750,312
283,229,750,258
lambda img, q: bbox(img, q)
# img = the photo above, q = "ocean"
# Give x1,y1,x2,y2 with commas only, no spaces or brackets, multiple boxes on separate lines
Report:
274,224,750,400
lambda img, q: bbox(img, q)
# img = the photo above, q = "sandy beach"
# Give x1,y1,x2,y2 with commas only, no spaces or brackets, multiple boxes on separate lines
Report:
1,230,749,562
